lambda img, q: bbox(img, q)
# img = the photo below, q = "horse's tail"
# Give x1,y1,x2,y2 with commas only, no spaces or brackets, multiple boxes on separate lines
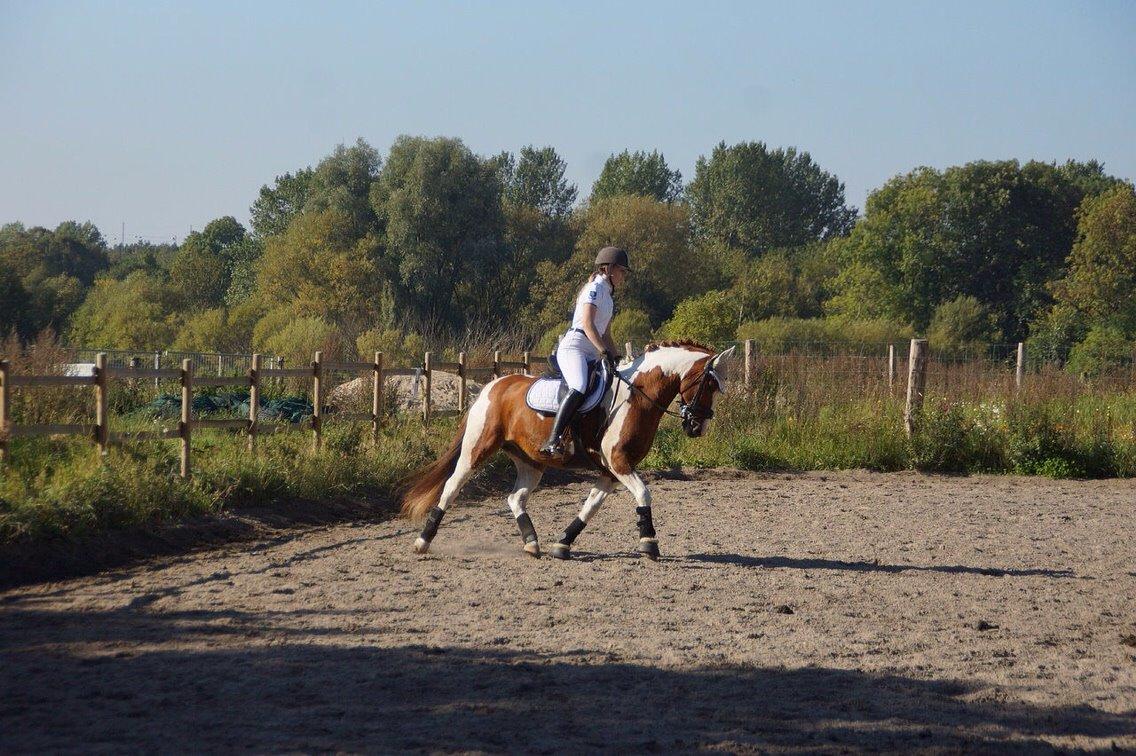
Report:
399,414,468,522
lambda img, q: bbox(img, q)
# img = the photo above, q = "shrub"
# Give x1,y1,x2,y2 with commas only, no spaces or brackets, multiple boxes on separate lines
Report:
610,308,653,347
262,316,340,365
658,290,737,344
355,327,426,365
1066,325,1132,378
927,295,999,355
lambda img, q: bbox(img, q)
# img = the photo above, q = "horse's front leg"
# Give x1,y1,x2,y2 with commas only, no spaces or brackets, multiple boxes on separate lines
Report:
548,475,615,560
610,469,659,560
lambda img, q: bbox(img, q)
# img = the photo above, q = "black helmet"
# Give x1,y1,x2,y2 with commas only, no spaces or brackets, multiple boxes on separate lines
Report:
595,246,631,270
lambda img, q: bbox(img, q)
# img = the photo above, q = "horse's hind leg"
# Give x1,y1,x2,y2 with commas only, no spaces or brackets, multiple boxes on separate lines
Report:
548,474,615,560
413,396,500,554
506,455,544,558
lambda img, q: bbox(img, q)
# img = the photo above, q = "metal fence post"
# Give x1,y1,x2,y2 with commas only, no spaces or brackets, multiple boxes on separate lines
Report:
888,343,897,390
372,351,383,443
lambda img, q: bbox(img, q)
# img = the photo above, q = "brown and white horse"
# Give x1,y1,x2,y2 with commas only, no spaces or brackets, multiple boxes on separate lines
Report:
400,341,735,560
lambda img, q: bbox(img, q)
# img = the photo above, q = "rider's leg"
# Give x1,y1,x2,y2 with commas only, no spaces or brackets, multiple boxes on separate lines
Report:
505,455,544,558
540,345,591,456
608,469,660,560
548,475,615,559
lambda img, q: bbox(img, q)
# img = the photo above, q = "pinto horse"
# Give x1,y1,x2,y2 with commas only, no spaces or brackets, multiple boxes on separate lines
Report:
400,341,735,560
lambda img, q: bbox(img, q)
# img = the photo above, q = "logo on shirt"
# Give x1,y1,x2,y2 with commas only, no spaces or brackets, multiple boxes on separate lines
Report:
588,290,597,301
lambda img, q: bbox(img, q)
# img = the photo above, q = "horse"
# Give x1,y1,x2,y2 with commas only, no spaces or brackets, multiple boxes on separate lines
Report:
399,341,736,560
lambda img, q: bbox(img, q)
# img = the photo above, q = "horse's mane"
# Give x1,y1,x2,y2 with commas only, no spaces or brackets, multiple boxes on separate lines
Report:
643,340,716,355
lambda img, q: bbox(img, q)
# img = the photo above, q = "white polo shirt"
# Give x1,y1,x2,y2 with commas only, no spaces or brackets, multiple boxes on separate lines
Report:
570,274,615,336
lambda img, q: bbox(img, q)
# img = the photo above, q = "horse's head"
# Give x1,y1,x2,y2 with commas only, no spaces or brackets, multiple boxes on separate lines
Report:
676,345,735,438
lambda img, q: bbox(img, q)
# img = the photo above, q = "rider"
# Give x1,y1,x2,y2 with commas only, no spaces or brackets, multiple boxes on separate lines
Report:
539,246,630,457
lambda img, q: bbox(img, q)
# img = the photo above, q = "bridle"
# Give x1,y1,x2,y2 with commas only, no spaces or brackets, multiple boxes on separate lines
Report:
609,355,723,433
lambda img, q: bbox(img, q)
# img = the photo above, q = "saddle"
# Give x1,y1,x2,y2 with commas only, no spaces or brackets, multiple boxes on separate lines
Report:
524,353,609,417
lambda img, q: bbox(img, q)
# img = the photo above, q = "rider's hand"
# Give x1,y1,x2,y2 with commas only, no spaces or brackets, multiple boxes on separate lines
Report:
603,351,619,373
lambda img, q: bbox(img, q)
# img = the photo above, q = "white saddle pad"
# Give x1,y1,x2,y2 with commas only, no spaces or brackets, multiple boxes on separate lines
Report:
524,364,609,416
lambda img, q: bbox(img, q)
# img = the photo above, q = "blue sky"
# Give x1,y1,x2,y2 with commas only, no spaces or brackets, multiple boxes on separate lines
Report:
2,0,1133,243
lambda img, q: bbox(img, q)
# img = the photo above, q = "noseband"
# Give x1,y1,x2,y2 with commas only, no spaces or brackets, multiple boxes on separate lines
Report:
678,365,717,429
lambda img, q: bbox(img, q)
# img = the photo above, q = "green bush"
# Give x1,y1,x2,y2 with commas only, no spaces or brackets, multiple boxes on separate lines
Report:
1066,325,1132,378
610,308,653,347
355,327,426,365
658,290,737,344
736,316,911,353
926,295,999,355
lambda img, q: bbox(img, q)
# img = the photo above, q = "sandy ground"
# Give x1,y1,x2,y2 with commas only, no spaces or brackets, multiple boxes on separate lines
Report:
1,470,1134,753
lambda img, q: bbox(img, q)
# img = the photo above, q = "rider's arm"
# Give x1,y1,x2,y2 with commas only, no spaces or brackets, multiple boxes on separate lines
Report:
580,305,612,357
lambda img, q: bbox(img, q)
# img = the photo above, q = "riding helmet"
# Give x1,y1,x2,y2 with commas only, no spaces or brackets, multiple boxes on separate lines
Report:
595,246,631,270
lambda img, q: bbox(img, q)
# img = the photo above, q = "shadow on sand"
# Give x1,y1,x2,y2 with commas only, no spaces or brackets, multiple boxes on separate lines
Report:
686,552,1076,579
1,604,1131,752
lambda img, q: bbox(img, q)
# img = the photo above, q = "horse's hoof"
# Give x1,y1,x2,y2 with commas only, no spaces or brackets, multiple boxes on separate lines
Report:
549,543,571,560
413,537,430,554
523,541,542,559
637,538,660,560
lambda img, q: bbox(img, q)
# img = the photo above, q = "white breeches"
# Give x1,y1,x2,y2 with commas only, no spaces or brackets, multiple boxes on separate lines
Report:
556,333,598,393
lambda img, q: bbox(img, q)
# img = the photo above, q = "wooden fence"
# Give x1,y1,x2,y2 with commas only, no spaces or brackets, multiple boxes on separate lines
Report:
0,338,1047,475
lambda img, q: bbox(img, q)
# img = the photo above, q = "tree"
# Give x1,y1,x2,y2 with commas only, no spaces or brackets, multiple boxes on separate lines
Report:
250,169,314,239
168,216,259,311
1052,184,1136,332
306,139,382,236
499,146,577,218
827,160,1122,340
591,150,683,203
251,209,385,339
370,136,506,327
67,272,178,348
687,141,856,254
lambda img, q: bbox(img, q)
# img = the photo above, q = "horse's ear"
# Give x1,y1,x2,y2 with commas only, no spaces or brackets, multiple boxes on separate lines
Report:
708,346,736,393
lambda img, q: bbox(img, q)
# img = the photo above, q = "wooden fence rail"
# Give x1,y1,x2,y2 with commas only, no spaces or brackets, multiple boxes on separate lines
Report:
0,339,1036,473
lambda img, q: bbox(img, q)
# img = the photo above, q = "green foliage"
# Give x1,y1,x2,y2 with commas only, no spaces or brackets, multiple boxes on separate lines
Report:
497,145,577,218
829,160,1123,340
1065,325,1133,378
736,316,912,352
1026,304,1087,366
658,290,737,344
1052,184,1136,332
173,308,251,353
306,139,382,235
590,149,683,203
250,168,315,239
355,327,426,364
370,135,506,327
610,309,653,346
67,272,177,348
0,221,110,338
260,315,340,365
687,141,856,255
927,295,999,354
168,216,260,310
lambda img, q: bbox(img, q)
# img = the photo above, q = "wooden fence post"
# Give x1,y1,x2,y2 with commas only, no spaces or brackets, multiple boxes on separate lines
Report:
153,351,161,392
522,351,530,376
0,359,9,464
888,343,897,390
216,354,223,377
372,351,383,442
247,353,259,453
493,350,501,380
904,339,928,438
457,351,467,413
744,340,753,389
95,352,108,459
312,351,322,451
180,358,193,478
422,352,433,422
625,341,634,360
1015,342,1025,393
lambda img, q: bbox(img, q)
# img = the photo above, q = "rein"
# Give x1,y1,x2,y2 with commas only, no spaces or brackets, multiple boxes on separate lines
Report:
608,360,717,425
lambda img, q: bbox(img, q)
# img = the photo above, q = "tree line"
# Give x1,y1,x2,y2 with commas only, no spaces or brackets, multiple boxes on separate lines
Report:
2,136,1134,375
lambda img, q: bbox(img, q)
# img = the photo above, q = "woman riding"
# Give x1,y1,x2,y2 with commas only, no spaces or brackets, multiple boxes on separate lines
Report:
539,245,631,457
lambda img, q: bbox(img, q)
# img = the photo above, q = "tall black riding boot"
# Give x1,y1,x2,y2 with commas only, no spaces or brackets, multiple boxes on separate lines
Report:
539,389,585,456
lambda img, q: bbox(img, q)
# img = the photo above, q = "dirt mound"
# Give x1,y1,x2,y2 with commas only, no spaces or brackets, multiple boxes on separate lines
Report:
329,371,484,412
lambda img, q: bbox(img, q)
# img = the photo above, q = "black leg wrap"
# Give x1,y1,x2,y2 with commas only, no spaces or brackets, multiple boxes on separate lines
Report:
420,506,445,543
516,512,538,544
636,506,656,539
558,517,586,546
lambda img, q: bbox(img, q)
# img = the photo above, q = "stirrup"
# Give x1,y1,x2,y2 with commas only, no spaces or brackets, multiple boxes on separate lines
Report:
539,439,566,457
